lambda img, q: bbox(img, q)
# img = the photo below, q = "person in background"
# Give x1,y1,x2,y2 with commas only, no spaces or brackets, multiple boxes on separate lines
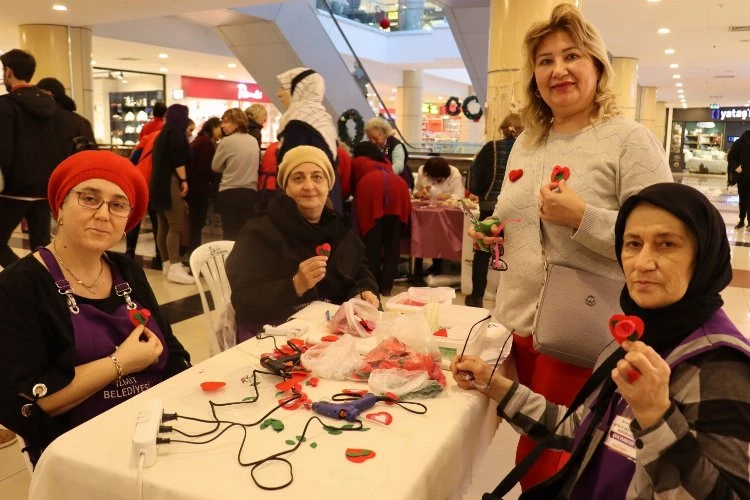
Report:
728,129,750,229
464,113,523,308
37,77,96,152
455,183,750,499
276,67,344,213
350,142,411,296
0,151,190,465
365,117,413,190
139,102,167,142
0,49,69,270
151,104,193,284
414,156,465,201
244,103,267,147
125,130,161,267
211,108,260,240
470,4,672,490
226,146,378,341
186,117,221,255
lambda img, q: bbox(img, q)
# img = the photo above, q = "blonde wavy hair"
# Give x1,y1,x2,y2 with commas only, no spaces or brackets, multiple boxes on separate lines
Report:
519,3,619,146
244,103,267,125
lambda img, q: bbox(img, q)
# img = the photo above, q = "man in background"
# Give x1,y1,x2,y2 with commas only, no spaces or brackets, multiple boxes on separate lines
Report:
729,129,750,229
139,101,167,141
0,49,68,267
37,77,96,152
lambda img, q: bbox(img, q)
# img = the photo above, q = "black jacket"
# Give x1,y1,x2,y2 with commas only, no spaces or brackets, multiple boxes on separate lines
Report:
151,125,190,210
226,193,377,329
0,252,190,459
469,138,515,212
247,120,262,147
0,86,70,196
728,131,750,184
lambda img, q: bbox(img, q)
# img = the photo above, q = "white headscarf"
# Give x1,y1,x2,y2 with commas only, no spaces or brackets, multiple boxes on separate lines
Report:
277,67,338,160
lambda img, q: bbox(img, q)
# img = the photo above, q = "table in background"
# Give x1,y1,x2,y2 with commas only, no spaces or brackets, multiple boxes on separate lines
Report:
29,335,500,500
410,203,466,262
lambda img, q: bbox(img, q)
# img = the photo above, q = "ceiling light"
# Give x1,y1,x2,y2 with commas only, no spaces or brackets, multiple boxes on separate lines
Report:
664,48,675,55
672,74,681,79
657,28,670,34
52,5,68,11
217,74,226,79
677,89,684,93
675,82,683,87
158,53,168,59
228,63,237,68
669,63,679,69
647,0,661,3
121,80,128,84
438,96,444,100
159,67,168,73
391,88,397,93
90,60,96,66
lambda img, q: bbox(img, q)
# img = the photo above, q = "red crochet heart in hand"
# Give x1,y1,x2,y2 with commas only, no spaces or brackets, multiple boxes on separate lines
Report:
200,381,226,392
609,314,645,345
508,169,523,182
551,165,571,182
128,308,152,327
316,243,331,256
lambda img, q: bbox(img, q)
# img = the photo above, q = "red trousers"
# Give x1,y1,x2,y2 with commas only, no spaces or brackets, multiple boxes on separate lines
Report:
511,334,592,491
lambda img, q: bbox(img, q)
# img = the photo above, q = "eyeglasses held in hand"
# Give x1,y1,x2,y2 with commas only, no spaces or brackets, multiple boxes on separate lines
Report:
72,190,133,218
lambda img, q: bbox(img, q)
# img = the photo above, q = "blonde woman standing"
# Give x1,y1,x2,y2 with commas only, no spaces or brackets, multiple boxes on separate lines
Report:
212,108,260,240
470,4,672,490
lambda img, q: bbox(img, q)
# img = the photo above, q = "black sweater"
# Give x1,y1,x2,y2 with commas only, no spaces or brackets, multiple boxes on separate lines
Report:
0,252,190,456
468,138,515,212
226,194,377,328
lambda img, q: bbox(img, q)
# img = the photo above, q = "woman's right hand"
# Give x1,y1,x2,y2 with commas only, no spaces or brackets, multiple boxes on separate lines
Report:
467,221,504,247
116,324,164,375
451,354,513,402
294,255,328,296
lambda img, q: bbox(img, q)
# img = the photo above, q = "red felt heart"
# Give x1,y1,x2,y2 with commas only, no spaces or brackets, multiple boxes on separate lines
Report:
346,448,376,463
433,328,448,337
200,381,226,392
128,308,152,327
365,411,393,426
275,372,308,392
384,392,398,405
551,165,571,183
321,335,340,342
342,389,368,397
316,243,331,257
307,377,319,387
279,394,305,410
608,314,645,345
508,169,523,182
626,369,641,383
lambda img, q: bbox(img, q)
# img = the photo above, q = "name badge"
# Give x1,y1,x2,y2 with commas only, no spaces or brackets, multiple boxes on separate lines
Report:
603,415,637,462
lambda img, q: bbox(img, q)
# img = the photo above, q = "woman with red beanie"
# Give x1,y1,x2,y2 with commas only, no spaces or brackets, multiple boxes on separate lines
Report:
0,151,190,466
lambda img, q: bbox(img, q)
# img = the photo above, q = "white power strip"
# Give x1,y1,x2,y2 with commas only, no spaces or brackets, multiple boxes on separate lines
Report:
131,399,163,468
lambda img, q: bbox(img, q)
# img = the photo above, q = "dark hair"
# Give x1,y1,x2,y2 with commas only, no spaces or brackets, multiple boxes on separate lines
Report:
0,49,36,82
37,77,66,97
352,141,386,162
152,102,167,118
199,117,221,137
164,104,190,132
423,157,451,180
499,113,523,139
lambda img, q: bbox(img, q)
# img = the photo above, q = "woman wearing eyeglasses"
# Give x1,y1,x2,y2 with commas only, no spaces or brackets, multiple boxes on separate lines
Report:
0,151,190,466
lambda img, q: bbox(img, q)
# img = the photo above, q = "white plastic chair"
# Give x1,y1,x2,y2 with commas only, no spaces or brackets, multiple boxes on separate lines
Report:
189,241,235,356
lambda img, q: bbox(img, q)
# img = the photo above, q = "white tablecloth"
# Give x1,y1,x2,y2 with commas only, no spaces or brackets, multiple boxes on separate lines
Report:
29,333,501,500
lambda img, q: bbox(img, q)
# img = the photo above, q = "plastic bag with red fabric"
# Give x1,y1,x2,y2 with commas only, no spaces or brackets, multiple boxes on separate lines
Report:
329,298,378,338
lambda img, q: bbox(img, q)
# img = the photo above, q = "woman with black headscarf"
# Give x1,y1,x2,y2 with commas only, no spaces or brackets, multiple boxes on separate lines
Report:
453,183,750,499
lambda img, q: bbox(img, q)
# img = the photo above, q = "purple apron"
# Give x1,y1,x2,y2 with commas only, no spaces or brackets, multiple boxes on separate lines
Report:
39,248,168,426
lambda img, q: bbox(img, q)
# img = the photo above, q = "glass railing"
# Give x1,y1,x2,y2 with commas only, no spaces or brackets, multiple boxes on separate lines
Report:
316,0,446,32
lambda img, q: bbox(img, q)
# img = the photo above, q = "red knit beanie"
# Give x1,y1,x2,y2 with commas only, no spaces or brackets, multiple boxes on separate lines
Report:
48,150,149,232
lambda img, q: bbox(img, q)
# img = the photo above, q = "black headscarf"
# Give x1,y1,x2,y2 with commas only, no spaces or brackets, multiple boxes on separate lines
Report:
353,141,386,163
614,182,731,351
516,183,732,499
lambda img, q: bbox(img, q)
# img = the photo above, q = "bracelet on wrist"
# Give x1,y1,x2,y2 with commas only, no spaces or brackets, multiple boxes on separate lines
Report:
110,355,124,382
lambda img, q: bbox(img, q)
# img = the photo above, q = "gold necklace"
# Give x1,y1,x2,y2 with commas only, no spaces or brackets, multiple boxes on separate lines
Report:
51,240,104,292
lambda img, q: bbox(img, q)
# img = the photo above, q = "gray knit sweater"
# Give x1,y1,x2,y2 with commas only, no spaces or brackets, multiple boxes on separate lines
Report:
211,132,260,192
491,116,673,334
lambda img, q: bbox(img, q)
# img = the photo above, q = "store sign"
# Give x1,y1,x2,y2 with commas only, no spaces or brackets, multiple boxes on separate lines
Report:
711,107,750,121
180,76,270,103
709,103,720,110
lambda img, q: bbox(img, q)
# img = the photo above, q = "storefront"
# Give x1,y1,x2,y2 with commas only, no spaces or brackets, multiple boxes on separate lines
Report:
92,68,166,146
668,106,750,173
178,76,279,146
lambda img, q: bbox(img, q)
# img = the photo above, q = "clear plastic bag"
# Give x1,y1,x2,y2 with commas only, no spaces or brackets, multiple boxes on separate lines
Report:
368,368,429,397
329,298,378,338
407,286,456,304
300,334,362,380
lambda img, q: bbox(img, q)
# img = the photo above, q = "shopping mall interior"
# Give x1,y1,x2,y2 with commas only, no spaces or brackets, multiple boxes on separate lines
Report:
1,0,749,498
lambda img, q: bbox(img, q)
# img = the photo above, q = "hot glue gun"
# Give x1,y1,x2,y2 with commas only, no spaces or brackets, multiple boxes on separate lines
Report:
311,393,380,422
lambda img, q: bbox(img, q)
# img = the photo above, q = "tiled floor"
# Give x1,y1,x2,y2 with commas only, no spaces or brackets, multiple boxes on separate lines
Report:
2,173,749,500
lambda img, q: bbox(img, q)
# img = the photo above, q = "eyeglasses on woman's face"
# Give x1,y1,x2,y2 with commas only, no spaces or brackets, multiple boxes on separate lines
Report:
71,190,132,218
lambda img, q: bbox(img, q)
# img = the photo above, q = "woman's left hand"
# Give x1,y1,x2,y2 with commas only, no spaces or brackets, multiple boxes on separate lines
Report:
538,179,586,229
361,290,380,307
612,340,672,429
